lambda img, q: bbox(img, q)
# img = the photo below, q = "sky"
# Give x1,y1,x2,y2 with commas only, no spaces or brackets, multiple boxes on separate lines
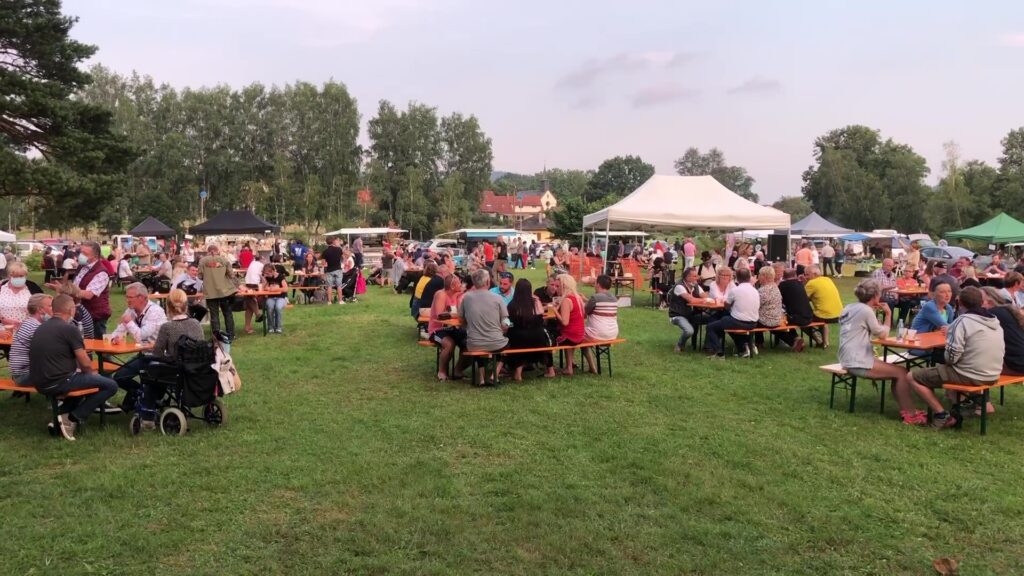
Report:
63,0,1024,203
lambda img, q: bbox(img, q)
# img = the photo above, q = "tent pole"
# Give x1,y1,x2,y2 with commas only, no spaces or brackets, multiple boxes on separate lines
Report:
603,218,610,275
786,229,792,265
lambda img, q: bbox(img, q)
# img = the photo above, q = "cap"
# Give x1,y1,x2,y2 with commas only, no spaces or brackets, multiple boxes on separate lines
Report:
933,261,947,269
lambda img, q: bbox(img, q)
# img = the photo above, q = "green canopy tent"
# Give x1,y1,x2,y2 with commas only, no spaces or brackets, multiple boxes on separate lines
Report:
945,213,1024,244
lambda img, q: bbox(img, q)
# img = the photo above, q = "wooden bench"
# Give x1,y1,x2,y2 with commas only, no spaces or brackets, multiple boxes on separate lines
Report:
942,374,1024,435
724,322,825,355
0,379,104,435
459,339,627,385
820,363,893,414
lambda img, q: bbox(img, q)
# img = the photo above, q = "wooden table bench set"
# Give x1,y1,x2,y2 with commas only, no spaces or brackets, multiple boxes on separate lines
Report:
819,331,1024,435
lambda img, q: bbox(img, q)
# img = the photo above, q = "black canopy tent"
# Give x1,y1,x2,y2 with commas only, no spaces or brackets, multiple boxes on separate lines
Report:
129,216,176,237
190,210,280,235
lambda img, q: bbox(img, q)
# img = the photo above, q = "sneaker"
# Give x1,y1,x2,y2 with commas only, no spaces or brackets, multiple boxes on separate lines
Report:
931,413,959,430
900,410,927,426
58,414,77,441
95,401,122,415
254,313,264,323
673,344,682,353
141,420,156,431
751,343,759,356
419,329,430,340
793,338,805,353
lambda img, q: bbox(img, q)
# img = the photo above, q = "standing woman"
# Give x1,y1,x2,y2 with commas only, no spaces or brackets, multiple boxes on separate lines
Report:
504,279,556,381
833,242,845,278
0,262,33,331
42,248,57,284
554,274,587,376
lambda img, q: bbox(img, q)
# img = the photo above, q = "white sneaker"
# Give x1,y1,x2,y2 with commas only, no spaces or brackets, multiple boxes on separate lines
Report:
419,329,430,340
58,413,77,441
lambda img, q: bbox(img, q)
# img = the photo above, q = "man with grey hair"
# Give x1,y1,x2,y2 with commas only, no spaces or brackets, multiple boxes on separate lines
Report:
458,268,509,385
199,242,238,338
110,282,168,408
64,240,112,337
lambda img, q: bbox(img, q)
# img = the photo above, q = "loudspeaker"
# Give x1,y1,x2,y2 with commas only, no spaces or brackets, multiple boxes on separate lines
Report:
767,235,788,262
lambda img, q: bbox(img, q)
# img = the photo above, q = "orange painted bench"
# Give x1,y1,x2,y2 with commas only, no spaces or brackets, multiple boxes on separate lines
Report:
0,378,104,435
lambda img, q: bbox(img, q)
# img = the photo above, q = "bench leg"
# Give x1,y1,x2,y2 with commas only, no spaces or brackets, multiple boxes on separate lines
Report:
1000,386,1005,406
878,379,886,414
829,374,837,409
981,389,990,436
848,376,857,413
50,395,60,433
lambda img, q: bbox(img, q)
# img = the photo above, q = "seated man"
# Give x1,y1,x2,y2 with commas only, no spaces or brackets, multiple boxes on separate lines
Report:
9,294,53,386
804,265,843,347
110,282,168,408
117,255,135,285
778,267,813,346
533,274,559,305
172,264,204,294
906,286,1005,429
928,261,960,302
458,269,509,385
667,267,709,352
705,267,759,358
151,252,173,279
490,271,515,306
29,294,118,441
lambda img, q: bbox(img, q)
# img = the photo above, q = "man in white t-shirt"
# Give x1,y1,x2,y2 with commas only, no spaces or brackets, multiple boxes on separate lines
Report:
705,267,760,358
243,255,265,334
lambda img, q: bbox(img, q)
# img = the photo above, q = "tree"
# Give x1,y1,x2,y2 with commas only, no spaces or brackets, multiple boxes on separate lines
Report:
995,127,1024,219
439,112,493,204
801,125,930,231
586,155,654,202
771,196,812,222
547,197,590,241
674,147,757,202
0,0,134,221
367,100,441,221
930,142,998,235
434,172,470,232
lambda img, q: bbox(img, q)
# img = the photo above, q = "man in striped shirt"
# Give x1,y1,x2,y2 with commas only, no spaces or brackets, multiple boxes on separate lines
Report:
9,294,53,386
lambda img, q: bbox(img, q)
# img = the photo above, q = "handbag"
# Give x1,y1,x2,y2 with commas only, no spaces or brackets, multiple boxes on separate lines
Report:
213,343,241,395
355,271,367,295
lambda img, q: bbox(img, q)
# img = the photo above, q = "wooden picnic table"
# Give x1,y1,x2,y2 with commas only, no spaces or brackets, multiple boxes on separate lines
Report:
237,288,288,297
0,333,152,375
895,288,928,297
872,331,946,368
417,308,557,330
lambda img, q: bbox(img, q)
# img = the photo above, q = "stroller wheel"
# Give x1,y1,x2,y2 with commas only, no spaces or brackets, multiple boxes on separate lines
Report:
203,399,227,427
159,407,189,436
128,414,143,436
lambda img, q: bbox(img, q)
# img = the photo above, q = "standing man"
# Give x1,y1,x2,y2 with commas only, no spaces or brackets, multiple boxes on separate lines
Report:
198,243,238,339
30,294,118,441
70,240,111,338
321,236,345,305
684,238,697,269
352,235,364,269
821,242,836,277
290,239,308,272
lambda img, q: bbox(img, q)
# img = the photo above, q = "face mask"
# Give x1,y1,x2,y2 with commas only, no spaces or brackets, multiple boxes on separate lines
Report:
41,313,51,322
9,277,26,288
78,255,89,266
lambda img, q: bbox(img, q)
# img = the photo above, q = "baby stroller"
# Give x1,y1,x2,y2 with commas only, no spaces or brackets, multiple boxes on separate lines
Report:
339,268,358,303
130,336,227,436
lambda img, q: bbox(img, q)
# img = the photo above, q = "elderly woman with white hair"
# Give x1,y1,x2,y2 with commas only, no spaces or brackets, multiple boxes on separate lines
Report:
0,261,33,330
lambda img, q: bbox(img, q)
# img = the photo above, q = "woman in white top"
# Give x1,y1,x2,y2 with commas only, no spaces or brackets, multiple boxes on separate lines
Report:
0,262,33,330
708,267,735,304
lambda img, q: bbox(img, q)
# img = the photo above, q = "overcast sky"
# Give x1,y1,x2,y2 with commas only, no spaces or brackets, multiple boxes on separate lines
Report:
64,0,1024,202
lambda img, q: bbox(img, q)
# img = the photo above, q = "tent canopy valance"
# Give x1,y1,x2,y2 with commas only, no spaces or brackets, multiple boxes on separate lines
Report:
190,210,280,235
582,175,791,231
945,213,1024,244
325,227,406,236
130,216,176,237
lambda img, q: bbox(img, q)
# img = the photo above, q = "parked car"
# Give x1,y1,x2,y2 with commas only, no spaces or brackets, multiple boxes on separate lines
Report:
15,241,45,257
920,245,993,269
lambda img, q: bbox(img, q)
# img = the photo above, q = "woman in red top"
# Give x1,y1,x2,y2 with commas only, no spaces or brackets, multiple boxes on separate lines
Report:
554,273,587,375
239,242,254,269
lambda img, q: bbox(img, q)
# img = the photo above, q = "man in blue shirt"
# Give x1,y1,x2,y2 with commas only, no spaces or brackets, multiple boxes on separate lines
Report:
490,271,514,306
290,240,308,272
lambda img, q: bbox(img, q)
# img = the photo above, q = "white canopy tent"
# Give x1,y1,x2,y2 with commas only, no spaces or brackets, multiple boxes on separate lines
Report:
581,175,792,268
0,229,15,242
325,227,406,236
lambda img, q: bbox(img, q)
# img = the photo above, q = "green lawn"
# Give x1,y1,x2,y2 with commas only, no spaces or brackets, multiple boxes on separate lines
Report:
2,269,1024,575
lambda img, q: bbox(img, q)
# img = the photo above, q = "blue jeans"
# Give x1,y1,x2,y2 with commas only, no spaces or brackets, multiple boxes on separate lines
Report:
706,316,756,354
93,317,109,339
43,372,118,424
670,315,695,347
113,355,148,393
266,297,287,331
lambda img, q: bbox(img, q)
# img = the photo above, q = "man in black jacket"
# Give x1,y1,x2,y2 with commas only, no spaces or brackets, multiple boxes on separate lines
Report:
778,268,813,350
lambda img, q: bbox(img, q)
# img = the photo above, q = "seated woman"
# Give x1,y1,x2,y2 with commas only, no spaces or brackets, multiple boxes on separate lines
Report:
553,274,596,375
0,262,33,331
910,281,954,363
960,265,982,289
838,279,923,425
985,287,1024,378
707,267,735,321
754,266,800,351
895,265,922,324
429,274,466,381
138,289,205,430
504,278,556,381
262,258,289,334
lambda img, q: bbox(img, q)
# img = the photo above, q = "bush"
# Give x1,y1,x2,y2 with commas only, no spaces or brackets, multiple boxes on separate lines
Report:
21,251,42,271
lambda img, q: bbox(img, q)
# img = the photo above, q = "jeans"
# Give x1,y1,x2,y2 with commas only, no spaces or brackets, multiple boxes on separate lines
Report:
822,257,835,276
266,297,287,331
113,354,148,394
43,372,118,424
670,315,695,347
896,298,918,325
684,256,695,270
706,316,757,354
207,295,236,339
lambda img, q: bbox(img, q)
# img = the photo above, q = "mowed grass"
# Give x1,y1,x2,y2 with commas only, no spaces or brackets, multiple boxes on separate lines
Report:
2,268,1024,575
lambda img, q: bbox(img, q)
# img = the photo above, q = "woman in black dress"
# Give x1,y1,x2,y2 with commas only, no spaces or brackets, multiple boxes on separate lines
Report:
504,279,556,381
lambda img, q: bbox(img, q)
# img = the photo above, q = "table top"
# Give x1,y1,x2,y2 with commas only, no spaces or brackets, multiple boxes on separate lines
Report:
293,271,323,277
872,330,946,351
84,338,153,354
689,299,725,310
419,309,557,327
237,289,287,297
151,292,203,300
895,288,928,296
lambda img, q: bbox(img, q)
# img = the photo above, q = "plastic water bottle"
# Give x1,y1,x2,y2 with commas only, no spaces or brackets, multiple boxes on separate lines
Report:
896,318,905,342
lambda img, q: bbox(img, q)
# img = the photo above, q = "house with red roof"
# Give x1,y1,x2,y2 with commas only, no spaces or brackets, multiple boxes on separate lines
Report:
479,180,558,227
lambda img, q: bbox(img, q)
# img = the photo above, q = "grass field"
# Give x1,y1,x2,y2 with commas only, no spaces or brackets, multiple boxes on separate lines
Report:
2,268,1024,575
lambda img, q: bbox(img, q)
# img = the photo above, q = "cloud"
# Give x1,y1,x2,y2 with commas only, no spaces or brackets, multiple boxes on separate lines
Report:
630,83,698,108
557,51,698,89
569,94,605,110
727,76,782,95
999,34,1024,47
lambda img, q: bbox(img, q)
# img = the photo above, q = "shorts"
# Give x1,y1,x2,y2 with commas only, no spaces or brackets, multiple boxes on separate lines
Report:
847,367,872,378
325,269,345,288
813,315,839,324
431,327,467,348
912,364,994,389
